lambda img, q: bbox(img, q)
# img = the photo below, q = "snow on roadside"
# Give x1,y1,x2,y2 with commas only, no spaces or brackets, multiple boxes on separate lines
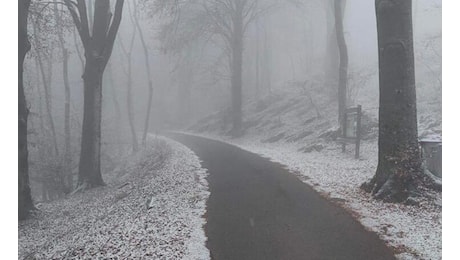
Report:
18,136,210,260
184,131,441,260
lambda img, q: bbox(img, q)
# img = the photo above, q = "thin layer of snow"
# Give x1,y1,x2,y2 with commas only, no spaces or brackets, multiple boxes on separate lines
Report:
185,131,441,260
18,135,210,260
419,133,442,143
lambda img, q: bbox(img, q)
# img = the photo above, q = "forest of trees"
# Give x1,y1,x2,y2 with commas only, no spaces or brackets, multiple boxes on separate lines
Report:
18,0,441,219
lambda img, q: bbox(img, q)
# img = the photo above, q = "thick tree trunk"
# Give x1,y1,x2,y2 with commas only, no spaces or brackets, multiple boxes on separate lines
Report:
66,0,124,190
231,15,244,136
77,60,104,188
19,0,34,220
334,0,348,124
362,0,422,203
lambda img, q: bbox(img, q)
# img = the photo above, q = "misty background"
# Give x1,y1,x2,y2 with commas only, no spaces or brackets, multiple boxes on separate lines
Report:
21,0,441,199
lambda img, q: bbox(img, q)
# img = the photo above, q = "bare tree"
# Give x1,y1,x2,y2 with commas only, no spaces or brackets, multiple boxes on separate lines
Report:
19,0,35,220
334,0,348,124
156,0,276,135
362,0,423,202
203,0,272,136
64,0,125,189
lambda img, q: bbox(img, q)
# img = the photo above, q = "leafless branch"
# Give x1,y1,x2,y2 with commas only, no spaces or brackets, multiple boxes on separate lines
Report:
102,0,125,67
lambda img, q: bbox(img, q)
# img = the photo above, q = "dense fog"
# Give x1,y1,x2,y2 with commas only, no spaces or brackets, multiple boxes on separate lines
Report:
21,0,441,199
18,0,442,258
24,1,441,131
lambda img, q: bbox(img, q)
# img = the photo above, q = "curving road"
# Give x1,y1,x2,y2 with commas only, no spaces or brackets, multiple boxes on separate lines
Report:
170,133,396,260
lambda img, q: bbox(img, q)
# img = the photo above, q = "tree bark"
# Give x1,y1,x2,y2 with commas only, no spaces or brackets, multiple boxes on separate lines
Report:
362,0,422,203
65,0,125,189
76,0,108,188
78,59,104,188
334,0,348,124
19,0,34,220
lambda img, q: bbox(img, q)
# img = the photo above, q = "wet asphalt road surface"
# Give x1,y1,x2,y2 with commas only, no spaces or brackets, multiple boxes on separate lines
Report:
169,133,396,260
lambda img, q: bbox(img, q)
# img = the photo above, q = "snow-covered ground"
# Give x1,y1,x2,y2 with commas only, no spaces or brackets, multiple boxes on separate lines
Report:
184,131,441,260
18,136,210,259
185,85,441,260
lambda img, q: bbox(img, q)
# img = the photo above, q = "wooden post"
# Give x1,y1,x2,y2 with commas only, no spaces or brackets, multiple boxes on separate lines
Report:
355,105,362,159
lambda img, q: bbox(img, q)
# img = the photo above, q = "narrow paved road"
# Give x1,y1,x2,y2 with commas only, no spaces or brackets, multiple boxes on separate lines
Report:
169,133,396,260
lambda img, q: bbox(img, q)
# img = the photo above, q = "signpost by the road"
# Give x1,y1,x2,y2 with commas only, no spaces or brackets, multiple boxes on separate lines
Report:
339,105,362,159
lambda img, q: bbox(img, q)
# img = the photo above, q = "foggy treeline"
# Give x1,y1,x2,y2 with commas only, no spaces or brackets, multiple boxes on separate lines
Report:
18,0,441,219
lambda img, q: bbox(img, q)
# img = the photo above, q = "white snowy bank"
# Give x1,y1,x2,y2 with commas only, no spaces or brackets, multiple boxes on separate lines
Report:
18,136,210,260
185,131,441,260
